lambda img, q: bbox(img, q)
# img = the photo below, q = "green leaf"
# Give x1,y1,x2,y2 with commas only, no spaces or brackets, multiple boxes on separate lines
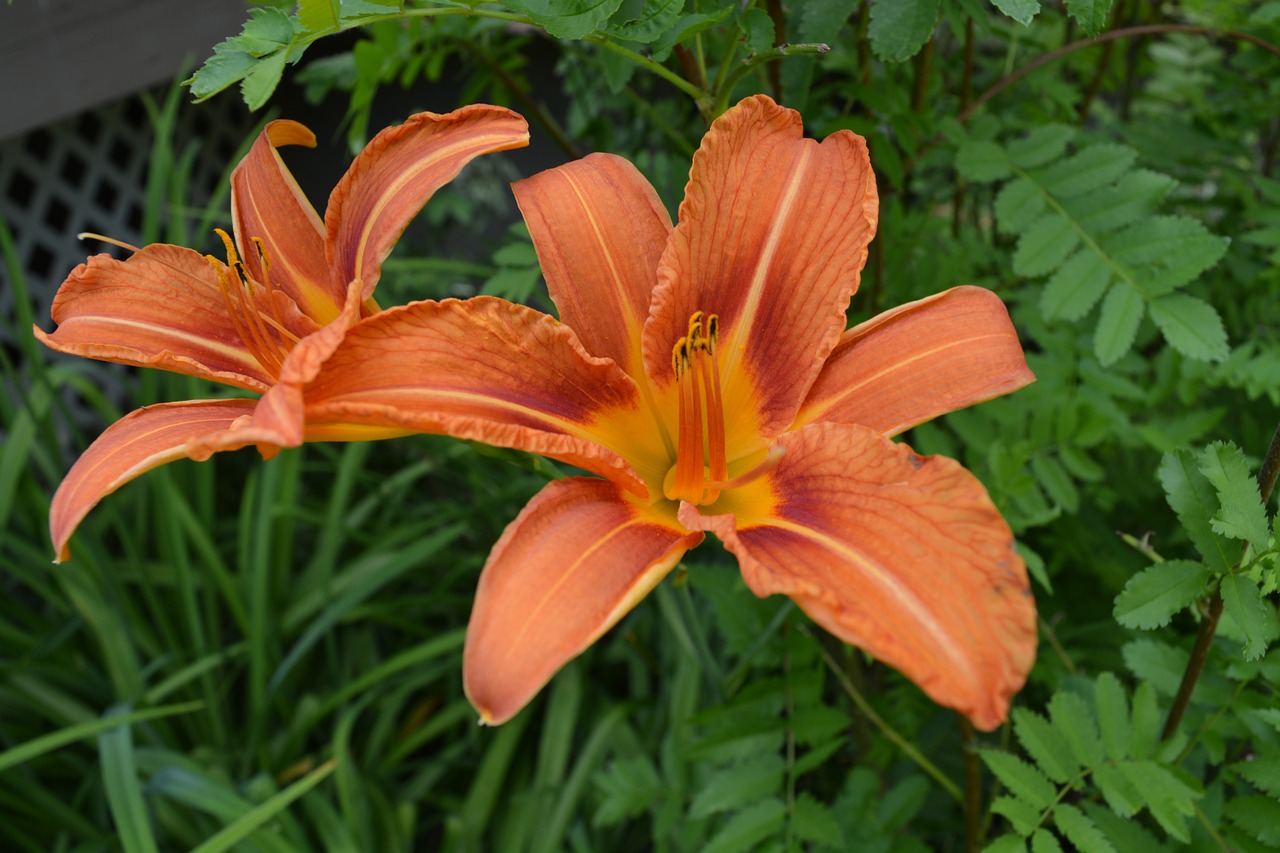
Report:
702,797,787,853
1093,281,1144,366
1030,455,1079,513
992,795,1041,837
995,178,1045,234
651,7,733,58
1072,169,1176,233
1199,441,1270,550
1052,804,1116,853
1148,294,1229,362
1220,574,1276,660
188,760,337,853
1094,673,1130,761
981,750,1057,811
237,5,297,53
1007,124,1075,169
1092,764,1143,817
1113,559,1211,629
1030,829,1064,853
0,701,202,773
1014,213,1079,278
1116,760,1197,843
792,792,843,847
983,835,1027,853
1012,708,1079,783
1047,691,1104,769
1233,756,1280,798
991,0,1041,25
1040,249,1111,322
689,754,785,818
240,48,291,112
99,714,161,853
1128,682,1160,759
513,0,628,38
740,7,775,53
868,0,941,62
593,757,662,826
1040,144,1137,198
1065,0,1113,35
1109,216,1229,292
1158,449,1235,572
1224,795,1280,846
607,0,685,43
297,0,339,33
957,140,1012,182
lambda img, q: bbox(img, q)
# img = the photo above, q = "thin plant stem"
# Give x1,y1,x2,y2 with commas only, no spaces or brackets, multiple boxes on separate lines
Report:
712,43,831,116
810,629,964,803
960,718,981,853
1162,420,1280,740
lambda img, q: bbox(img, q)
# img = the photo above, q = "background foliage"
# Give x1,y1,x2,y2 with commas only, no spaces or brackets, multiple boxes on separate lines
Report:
5,0,1280,849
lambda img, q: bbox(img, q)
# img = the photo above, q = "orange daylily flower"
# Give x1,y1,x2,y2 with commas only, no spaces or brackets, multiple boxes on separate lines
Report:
275,95,1039,729
36,105,529,562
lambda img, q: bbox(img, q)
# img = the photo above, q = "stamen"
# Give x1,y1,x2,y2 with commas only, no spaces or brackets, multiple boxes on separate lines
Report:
664,311,729,505
78,233,143,254
211,229,286,376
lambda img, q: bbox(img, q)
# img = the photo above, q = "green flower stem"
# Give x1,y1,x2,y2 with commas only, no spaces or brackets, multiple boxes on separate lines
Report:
584,35,708,105
1162,419,1280,740
712,43,830,117
810,629,963,803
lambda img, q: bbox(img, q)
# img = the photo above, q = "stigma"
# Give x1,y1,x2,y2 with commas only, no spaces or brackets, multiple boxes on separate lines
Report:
204,229,299,379
663,311,729,505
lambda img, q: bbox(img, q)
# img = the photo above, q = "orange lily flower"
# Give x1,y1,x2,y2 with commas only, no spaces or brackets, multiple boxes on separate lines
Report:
36,105,529,562
273,95,1038,729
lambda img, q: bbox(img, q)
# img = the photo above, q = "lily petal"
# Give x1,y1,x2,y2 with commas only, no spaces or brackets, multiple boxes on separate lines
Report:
326,105,530,302
644,94,879,445
33,245,281,393
230,120,337,323
795,287,1036,436
464,476,702,724
50,399,290,563
302,296,664,495
514,153,672,379
682,422,1037,731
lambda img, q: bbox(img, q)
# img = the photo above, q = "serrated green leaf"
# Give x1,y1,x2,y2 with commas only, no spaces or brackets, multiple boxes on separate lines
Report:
651,7,733,58
1092,764,1143,817
1008,125,1074,169
1128,681,1160,759
1158,449,1235,571
238,6,297,53
1012,708,1080,783
1040,249,1111,321
1066,0,1113,35
240,48,290,112
1071,169,1176,233
1233,756,1280,798
995,179,1045,234
868,0,941,62
1199,442,1269,549
1094,673,1130,761
740,7,775,53
514,0,627,38
991,0,1041,25
1224,795,1280,845
1113,560,1211,629
1030,829,1064,853
991,795,1041,837
1148,294,1229,362
981,750,1057,811
186,49,258,101
1109,216,1228,284
297,0,339,33
1220,574,1276,660
607,0,684,43
1093,281,1144,366
1117,760,1197,842
1030,455,1079,513
1047,692,1104,769
877,775,930,830
957,139,1011,183
1014,214,1079,278
983,835,1027,853
1040,144,1137,198
702,797,787,853
1052,804,1116,853
593,756,662,826
689,754,786,818
792,792,843,847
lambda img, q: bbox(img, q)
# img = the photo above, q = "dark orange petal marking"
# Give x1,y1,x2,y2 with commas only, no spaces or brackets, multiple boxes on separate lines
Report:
464,477,702,724
326,105,529,302
681,422,1037,731
796,286,1036,436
